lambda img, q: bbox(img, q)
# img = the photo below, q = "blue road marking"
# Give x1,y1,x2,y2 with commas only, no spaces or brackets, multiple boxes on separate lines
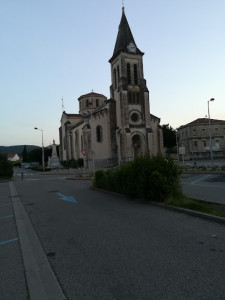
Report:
0,237,18,246
56,193,77,204
0,215,13,220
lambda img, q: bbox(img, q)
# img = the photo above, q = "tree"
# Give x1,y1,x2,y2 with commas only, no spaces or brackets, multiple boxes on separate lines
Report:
161,124,176,149
0,154,13,178
21,145,28,162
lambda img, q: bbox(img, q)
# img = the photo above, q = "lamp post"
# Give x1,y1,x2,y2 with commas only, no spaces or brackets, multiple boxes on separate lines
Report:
207,98,215,165
34,127,45,171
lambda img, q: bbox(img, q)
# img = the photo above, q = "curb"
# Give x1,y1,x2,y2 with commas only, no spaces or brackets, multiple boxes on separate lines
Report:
149,201,225,225
92,187,225,225
9,182,66,300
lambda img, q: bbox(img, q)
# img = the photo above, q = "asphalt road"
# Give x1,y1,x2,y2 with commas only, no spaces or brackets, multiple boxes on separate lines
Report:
9,176,225,300
181,173,225,204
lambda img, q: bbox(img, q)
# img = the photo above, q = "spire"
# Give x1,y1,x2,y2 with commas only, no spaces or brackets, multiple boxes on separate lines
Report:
109,7,143,62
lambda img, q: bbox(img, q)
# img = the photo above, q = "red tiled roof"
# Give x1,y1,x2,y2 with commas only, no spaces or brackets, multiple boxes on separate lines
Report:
78,92,106,100
66,113,82,117
7,153,18,158
188,118,225,125
179,118,225,128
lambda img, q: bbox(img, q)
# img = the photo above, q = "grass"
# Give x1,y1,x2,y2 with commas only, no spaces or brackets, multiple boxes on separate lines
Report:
165,196,225,218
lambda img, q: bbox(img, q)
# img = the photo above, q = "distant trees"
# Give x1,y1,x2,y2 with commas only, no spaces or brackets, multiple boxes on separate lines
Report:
0,154,13,179
161,124,177,152
21,145,28,162
26,147,52,164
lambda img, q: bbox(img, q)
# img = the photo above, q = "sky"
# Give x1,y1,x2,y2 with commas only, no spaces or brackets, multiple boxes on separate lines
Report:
1,0,224,147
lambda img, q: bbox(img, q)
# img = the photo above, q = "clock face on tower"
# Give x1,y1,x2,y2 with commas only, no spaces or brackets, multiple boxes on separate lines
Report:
127,42,136,53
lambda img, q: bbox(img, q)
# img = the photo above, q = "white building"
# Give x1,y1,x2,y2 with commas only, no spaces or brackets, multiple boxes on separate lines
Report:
59,7,164,169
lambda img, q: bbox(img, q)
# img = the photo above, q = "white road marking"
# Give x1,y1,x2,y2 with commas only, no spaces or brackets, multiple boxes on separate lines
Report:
191,174,211,185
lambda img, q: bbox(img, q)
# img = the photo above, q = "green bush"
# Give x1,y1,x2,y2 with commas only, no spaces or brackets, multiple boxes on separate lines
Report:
61,158,84,169
0,154,13,179
93,155,182,202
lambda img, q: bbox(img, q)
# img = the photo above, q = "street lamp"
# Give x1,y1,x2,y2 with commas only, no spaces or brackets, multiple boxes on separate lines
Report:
207,98,215,165
34,127,45,171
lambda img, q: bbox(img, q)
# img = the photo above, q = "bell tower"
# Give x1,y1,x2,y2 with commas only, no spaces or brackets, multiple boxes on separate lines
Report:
109,7,153,163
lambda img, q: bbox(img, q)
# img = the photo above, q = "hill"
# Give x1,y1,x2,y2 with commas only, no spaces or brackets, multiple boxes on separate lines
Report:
0,145,40,154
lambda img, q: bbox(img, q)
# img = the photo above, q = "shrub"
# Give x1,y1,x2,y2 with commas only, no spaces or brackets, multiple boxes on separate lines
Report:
0,154,13,179
93,154,182,202
61,158,84,169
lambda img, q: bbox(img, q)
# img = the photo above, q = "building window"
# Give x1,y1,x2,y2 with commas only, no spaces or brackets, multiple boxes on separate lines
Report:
136,93,140,104
86,99,89,107
114,69,117,89
96,125,103,142
117,66,120,87
202,141,206,147
134,64,138,84
193,141,198,149
127,63,131,84
128,92,132,103
193,128,197,136
96,99,99,107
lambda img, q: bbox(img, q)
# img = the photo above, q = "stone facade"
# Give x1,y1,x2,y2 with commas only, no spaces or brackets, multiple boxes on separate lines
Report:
177,118,225,159
59,8,164,168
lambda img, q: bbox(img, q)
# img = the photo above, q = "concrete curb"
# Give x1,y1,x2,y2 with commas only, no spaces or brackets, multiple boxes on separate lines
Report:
92,187,225,225
9,182,66,300
150,201,225,225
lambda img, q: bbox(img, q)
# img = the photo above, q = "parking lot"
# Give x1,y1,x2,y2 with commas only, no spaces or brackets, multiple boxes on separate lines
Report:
181,173,225,204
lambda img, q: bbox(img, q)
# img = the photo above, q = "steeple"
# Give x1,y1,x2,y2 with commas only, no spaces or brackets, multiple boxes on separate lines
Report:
109,7,143,62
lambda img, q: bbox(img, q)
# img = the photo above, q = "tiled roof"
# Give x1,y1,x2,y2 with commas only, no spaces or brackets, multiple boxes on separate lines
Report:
179,118,225,128
78,92,106,100
66,113,82,117
7,153,17,158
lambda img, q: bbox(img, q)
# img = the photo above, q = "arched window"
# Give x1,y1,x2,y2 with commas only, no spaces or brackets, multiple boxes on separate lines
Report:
134,64,138,85
96,125,103,142
127,63,131,84
117,66,120,87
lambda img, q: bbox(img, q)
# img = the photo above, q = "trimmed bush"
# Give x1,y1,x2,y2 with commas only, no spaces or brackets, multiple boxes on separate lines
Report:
93,154,182,202
0,154,13,179
61,158,84,169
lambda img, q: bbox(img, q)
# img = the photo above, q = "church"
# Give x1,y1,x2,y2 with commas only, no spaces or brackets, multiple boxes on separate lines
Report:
59,7,164,169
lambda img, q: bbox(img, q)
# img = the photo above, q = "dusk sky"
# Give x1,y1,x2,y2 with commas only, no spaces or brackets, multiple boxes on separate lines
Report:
1,0,224,147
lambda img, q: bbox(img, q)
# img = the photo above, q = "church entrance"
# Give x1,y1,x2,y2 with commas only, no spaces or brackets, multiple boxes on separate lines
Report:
132,134,142,158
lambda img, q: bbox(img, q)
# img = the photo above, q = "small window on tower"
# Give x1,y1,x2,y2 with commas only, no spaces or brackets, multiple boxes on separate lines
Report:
127,63,131,84
128,92,132,103
134,64,138,85
114,69,117,89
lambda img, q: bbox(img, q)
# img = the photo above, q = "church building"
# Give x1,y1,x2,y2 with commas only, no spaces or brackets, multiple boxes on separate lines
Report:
59,7,164,169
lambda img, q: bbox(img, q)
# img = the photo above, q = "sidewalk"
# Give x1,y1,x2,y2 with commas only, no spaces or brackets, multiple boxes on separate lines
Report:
0,181,28,300
0,181,66,300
